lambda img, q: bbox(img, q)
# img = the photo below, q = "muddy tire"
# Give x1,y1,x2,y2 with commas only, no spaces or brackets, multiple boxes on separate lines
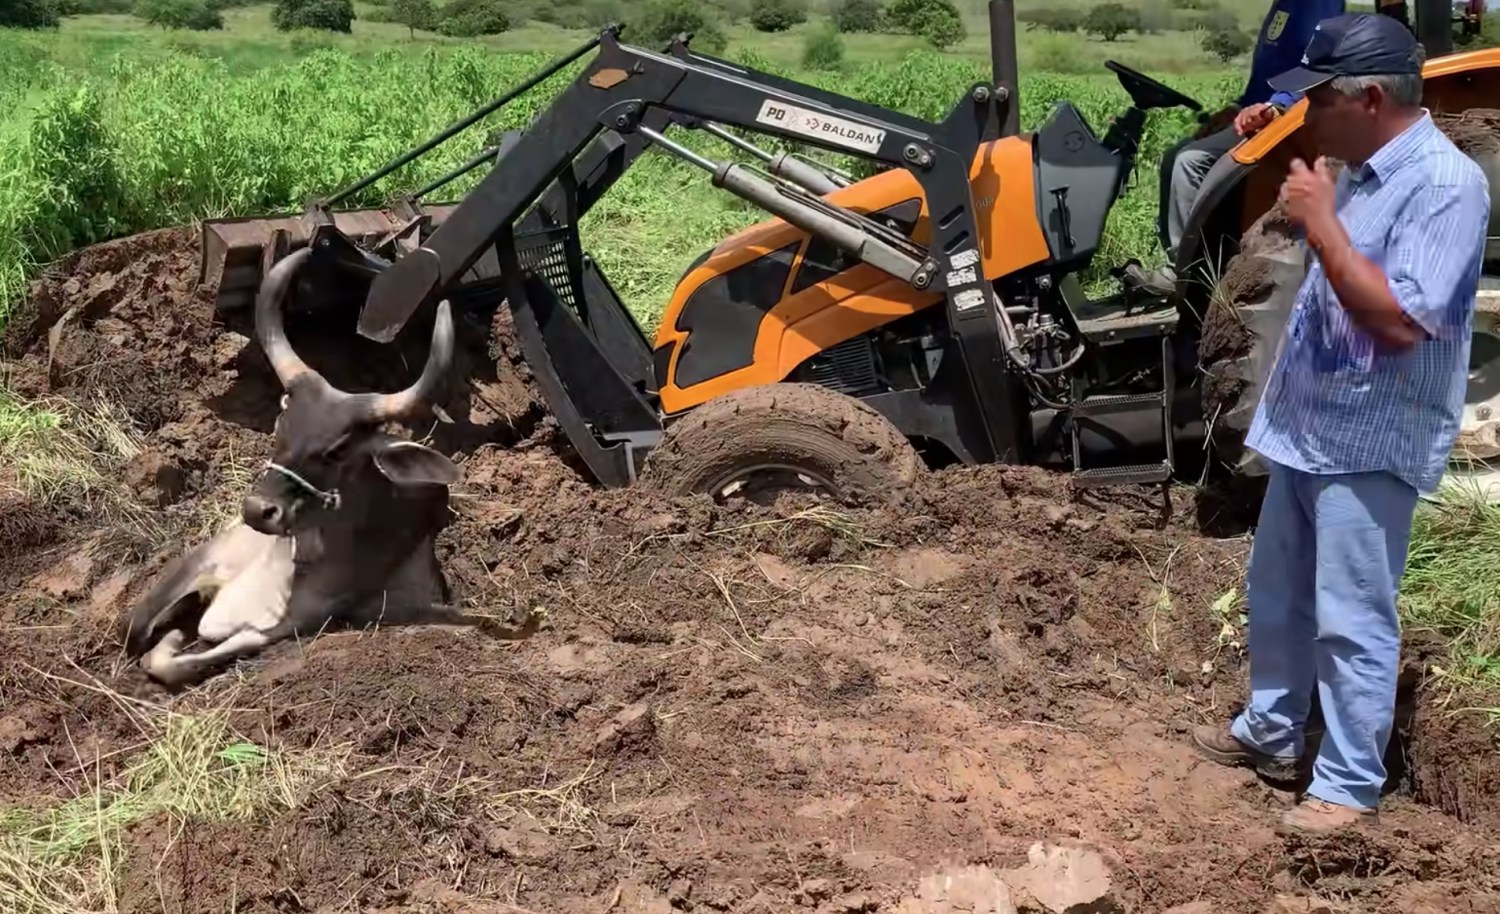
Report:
641,383,925,504
1199,204,1306,480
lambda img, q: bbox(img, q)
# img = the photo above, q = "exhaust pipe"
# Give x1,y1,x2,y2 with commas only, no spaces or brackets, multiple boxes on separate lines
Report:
988,0,1020,139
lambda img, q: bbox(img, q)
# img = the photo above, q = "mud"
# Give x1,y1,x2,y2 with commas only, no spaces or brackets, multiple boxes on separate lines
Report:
2,230,1499,914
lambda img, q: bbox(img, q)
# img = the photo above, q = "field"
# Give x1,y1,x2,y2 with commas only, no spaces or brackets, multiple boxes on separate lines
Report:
3,2,1500,913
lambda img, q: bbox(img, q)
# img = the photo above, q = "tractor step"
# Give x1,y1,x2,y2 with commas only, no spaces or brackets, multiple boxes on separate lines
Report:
1072,391,1165,418
1067,336,1178,488
1072,461,1173,487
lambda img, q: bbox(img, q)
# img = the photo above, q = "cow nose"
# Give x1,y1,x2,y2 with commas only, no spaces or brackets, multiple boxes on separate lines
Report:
242,495,285,534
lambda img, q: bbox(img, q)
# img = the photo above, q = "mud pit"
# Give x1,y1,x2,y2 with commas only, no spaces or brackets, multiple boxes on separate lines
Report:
3,230,1500,914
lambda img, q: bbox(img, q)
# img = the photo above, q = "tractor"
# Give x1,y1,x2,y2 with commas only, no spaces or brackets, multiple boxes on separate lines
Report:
196,0,1500,513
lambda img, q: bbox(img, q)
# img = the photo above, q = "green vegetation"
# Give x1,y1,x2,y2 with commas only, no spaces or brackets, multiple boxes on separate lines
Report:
0,706,344,913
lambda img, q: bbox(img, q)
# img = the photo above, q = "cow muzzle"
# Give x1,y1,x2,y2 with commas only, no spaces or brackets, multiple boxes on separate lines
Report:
243,494,292,537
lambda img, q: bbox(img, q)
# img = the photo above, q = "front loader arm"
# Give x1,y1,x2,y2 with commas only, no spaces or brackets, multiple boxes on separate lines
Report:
360,29,1026,462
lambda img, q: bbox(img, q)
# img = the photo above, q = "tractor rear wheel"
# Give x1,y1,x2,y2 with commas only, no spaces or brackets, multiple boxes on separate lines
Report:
640,383,925,504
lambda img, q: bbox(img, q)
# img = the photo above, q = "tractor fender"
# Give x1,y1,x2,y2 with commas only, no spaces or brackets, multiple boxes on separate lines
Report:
1170,143,1256,295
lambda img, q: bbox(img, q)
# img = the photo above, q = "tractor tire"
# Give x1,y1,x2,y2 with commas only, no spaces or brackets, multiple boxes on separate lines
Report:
640,382,925,504
1199,202,1307,481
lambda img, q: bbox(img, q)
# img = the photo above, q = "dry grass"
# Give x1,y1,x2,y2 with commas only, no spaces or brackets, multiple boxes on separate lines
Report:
0,674,351,914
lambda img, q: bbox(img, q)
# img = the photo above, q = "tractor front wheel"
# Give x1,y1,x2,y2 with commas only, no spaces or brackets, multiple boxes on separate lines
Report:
1196,204,1307,525
640,383,925,505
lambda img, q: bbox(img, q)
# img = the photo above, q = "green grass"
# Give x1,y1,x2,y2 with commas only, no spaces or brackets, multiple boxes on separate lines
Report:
0,701,345,914
0,9,1243,332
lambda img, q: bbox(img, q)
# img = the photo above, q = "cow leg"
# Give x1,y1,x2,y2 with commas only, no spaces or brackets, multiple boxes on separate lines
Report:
141,624,282,688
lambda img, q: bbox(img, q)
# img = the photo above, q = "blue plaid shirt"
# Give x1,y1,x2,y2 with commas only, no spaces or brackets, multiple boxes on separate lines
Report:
1246,112,1491,495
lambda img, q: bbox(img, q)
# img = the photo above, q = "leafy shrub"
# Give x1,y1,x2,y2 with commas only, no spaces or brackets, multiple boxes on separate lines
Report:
1202,27,1251,62
272,0,355,32
635,0,728,52
802,21,843,70
885,0,963,49
390,0,436,34
56,0,133,14
748,0,805,32
1171,0,1215,9
436,0,509,35
832,0,881,33
1138,0,1172,34
1082,2,1138,41
0,0,61,28
1020,8,1082,33
135,0,225,30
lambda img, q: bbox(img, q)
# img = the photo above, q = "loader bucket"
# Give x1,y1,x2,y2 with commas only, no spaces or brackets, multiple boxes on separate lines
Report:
198,203,460,312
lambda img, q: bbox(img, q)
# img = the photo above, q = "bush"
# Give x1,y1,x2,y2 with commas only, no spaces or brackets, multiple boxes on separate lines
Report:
885,0,964,49
1138,0,1172,34
802,21,843,70
1082,2,1138,41
0,0,61,28
435,0,509,35
1171,0,1215,9
390,0,436,34
271,0,354,31
134,0,225,29
1202,27,1251,62
635,0,728,52
1020,8,1083,33
832,0,881,33
748,0,805,32
55,0,133,13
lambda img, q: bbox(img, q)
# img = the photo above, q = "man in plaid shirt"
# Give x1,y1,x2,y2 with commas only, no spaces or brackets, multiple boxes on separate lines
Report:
1191,13,1490,834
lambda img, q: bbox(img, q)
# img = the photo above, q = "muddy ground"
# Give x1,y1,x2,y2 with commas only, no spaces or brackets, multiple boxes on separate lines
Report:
2,229,1499,914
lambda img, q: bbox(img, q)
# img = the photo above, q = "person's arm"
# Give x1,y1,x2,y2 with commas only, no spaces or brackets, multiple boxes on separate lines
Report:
1309,182,1489,351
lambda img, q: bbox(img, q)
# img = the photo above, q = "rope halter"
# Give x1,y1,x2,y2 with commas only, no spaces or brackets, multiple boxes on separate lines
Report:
265,462,342,511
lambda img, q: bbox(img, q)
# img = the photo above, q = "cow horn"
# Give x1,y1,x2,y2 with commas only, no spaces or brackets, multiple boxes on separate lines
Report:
255,247,319,389
362,299,455,421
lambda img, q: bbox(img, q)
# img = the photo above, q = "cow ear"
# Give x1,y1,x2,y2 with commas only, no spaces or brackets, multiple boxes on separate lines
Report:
372,441,461,487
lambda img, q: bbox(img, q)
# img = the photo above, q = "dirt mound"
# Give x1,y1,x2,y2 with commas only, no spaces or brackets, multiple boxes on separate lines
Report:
2,229,1499,913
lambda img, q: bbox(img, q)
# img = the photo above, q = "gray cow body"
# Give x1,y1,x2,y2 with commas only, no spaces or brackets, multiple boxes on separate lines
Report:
121,248,538,686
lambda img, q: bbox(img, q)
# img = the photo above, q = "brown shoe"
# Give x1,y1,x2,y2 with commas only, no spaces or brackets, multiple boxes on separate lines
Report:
1276,797,1377,835
1191,725,1300,781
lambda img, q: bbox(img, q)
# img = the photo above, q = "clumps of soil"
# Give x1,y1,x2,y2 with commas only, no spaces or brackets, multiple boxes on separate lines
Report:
1434,108,1500,158
2,228,1500,914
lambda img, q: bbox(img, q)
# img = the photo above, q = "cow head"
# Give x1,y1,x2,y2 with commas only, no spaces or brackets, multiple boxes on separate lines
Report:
242,247,460,538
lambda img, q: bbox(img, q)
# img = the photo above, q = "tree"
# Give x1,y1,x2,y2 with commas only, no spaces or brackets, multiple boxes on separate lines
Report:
436,0,508,35
0,0,61,27
885,0,964,49
272,0,355,31
1082,3,1138,41
1021,8,1082,33
749,0,805,32
635,0,728,53
1202,27,1252,62
134,0,224,29
832,0,881,33
802,21,844,70
390,0,435,35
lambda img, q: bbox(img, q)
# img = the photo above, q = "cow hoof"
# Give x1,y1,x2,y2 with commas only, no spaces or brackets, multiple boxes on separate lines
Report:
140,630,187,678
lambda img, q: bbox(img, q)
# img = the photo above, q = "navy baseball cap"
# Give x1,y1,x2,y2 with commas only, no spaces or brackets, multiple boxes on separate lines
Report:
1268,12,1422,95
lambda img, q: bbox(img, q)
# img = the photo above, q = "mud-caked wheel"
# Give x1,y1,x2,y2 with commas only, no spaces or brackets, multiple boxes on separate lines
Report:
1199,204,1306,481
640,383,925,504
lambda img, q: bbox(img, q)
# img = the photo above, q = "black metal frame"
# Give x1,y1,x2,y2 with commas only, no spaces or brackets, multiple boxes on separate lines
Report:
325,26,1024,485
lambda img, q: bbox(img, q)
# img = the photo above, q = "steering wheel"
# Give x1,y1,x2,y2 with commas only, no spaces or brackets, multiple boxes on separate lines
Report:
1104,60,1203,113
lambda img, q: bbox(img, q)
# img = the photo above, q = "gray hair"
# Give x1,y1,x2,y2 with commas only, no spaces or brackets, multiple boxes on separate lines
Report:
1328,44,1426,109
1329,72,1425,108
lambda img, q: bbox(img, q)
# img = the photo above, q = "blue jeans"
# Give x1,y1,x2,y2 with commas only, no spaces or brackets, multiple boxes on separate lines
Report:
1230,462,1418,810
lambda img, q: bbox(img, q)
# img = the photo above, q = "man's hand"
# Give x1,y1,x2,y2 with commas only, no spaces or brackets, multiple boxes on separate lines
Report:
1195,104,1240,138
1234,103,1279,137
1280,157,1339,239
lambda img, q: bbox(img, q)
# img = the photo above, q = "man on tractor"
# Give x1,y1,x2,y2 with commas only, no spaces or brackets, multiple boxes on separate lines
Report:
1191,12,1490,834
1126,0,1347,295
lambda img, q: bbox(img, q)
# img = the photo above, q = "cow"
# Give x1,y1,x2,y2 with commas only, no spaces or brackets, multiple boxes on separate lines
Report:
120,247,541,686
